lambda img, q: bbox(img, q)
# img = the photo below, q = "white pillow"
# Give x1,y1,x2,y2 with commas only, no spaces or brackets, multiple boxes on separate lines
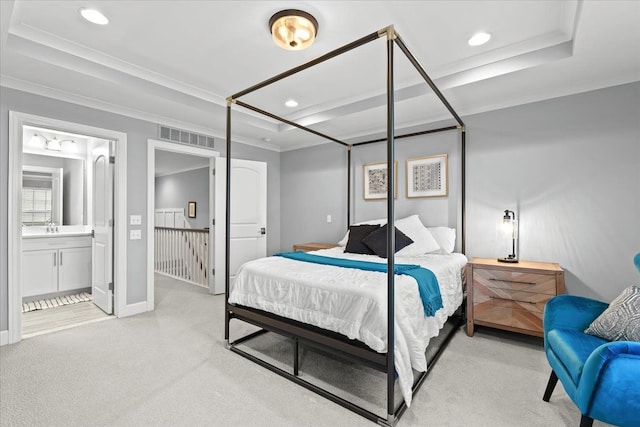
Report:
395,215,441,256
338,218,387,246
427,227,456,253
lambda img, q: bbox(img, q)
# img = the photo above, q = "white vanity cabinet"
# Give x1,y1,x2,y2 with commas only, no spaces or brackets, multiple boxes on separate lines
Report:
22,235,92,298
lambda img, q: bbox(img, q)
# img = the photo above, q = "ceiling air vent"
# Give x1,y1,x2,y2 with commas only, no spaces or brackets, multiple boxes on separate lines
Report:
159,125,215,149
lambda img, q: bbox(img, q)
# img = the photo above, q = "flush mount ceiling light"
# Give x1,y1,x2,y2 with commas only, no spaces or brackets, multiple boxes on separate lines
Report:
284,99,298,107
468,32,491,46
80,8,109,25
269,9,318,51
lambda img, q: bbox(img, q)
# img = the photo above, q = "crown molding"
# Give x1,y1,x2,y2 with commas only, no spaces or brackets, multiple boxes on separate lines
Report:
0,75,282,152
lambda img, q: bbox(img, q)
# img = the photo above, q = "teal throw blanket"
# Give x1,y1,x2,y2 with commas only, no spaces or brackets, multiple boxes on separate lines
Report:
275,251,443,317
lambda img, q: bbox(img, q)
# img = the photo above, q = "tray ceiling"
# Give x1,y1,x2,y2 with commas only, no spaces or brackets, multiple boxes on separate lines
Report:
1,0,638,151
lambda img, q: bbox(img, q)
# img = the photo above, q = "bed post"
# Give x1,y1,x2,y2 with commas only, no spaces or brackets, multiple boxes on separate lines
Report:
347,145,351,228
224,100,232,346
384,25,396,425
461,127,466,254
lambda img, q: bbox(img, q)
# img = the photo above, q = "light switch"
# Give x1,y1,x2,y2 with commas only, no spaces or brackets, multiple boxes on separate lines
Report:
130,215,142,225
130,229,142,240
326,215,332,223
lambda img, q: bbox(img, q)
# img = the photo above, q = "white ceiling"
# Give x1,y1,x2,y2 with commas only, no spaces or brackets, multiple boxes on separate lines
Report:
1,1,639,152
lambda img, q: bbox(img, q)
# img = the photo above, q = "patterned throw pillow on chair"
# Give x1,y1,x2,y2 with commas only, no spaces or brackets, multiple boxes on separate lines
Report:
585,286,640,342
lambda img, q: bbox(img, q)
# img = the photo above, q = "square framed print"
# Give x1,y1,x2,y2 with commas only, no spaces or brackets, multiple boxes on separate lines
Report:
188,201,197,218
406,154,448,198
363,161,397,200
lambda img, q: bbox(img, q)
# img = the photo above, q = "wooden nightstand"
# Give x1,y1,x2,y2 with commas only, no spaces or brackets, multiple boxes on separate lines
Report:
292,243,339,252
466,258,565,337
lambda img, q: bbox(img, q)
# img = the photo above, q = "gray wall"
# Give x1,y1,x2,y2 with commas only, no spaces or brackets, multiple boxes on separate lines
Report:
63,158,85,225
0,86,281,332
155,167,209,229
281,82,640,302
280,128,461,252
465,82,639,301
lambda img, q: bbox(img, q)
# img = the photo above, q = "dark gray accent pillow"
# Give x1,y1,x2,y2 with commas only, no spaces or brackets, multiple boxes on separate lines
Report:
344,224,381,255
361,224,413,258
585,286,640,342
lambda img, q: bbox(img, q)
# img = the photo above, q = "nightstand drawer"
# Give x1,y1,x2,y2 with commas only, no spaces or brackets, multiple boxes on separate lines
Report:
473,268,557,295
473,304,544,334
473,284,552,313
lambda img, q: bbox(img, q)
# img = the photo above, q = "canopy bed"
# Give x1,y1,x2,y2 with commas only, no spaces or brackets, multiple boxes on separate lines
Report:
224,25,466,426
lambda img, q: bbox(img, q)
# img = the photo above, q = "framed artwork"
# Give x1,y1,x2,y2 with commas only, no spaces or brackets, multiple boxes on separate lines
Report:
188,201,197,218
406,154,448,198
363,161,397,200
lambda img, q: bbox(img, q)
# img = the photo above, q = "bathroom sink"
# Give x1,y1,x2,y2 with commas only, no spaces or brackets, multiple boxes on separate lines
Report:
22,225,92,238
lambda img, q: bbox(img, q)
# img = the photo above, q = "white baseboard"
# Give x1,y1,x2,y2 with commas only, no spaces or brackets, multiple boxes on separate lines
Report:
0,330,9,346
118,301,148,318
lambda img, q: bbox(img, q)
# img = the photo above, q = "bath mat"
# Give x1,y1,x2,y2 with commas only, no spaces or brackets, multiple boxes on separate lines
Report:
22,292,92,313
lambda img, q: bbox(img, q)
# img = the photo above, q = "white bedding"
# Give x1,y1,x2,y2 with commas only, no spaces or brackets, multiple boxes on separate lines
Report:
228,247,467,406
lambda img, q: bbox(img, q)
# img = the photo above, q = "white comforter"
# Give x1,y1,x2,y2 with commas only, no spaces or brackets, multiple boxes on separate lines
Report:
228,247,467,406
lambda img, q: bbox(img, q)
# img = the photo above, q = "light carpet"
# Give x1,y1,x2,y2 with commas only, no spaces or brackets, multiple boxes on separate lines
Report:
0,274,612,426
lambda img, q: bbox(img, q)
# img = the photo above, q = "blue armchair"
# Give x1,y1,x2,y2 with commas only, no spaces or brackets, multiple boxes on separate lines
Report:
542,294,640,427
542,295,640,427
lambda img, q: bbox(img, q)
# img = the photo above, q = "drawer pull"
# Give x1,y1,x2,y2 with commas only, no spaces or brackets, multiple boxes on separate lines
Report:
488,278,536,285
489,295,536,305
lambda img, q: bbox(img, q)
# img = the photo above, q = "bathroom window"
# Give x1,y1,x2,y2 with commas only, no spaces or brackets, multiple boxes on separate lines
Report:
22,166,62,227
22,186,53,225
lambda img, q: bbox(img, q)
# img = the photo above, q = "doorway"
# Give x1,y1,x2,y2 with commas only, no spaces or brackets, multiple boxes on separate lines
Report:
8,112,128,344
146,139,218,310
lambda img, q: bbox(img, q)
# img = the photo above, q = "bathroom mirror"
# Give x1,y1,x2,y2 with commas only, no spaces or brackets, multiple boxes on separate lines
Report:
22,153,86,226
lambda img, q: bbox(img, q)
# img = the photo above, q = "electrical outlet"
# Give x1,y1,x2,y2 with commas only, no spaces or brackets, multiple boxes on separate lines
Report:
130,215,142,225
326,214,332,223
130,229,142,240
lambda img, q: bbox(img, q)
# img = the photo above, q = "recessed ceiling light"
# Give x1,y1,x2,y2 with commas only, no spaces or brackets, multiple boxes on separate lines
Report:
285,99,298,107
468,32,491,46
262,137,272,142
80,8,109,25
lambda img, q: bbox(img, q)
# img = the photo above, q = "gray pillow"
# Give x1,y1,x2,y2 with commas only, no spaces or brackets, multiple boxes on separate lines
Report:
585,286,640,342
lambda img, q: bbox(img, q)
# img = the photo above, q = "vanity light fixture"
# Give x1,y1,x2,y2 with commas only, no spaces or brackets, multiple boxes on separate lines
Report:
80,8,109,25
468,32,491,46
31,133,77,152
269,9,318,51
29,133,43,148
46,137,62,151
66,140,79,153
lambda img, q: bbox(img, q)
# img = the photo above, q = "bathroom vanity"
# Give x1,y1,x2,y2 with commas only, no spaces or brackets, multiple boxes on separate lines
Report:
22,226,92,298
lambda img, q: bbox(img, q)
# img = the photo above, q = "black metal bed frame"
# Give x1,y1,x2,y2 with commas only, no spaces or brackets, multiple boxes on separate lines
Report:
224,25,466,426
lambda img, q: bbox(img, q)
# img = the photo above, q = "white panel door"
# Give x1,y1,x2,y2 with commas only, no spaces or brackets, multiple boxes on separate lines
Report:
91,141,113,314
214,158,267,295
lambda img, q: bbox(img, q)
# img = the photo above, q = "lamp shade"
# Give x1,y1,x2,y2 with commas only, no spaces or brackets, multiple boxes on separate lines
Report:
46,137,62,151
269,9,318,51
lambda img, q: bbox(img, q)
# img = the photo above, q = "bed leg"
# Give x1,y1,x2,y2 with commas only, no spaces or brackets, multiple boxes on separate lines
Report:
384,413,396,426
294,338,299,376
